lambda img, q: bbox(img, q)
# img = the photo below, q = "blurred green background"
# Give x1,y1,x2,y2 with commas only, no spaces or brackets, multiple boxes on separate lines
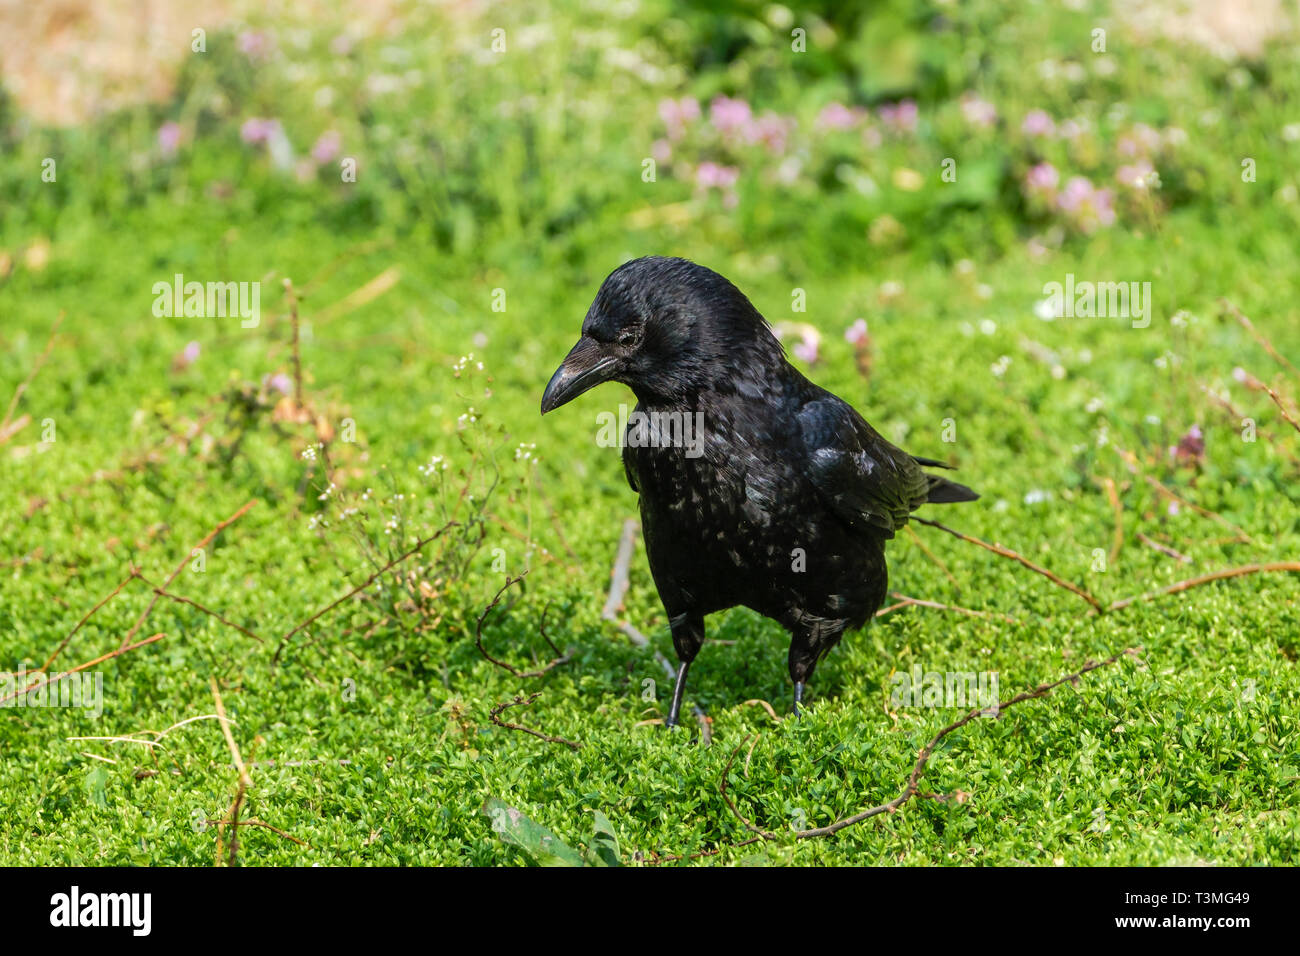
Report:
1,0,1297,865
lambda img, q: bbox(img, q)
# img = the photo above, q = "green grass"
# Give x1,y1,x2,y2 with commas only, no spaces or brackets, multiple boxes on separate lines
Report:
1,0,1297,865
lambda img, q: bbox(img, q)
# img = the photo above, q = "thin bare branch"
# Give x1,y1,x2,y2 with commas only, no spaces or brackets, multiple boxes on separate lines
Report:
720,648,1140,843
1136,531,1192,564
273,522,456,663
41,568,141,673
1107,562,1300,612
1,311,63,442
0,633,164,706
474,574,572,678
911,517,1103,612
489,692,581,751
1220,299,1300,378
121,500,259,649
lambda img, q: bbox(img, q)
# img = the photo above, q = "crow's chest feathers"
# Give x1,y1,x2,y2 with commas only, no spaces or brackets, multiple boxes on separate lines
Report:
623,412,797,539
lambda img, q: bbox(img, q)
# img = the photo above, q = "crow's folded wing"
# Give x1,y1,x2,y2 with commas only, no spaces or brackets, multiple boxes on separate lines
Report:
796,396,930,537
622,444,639,493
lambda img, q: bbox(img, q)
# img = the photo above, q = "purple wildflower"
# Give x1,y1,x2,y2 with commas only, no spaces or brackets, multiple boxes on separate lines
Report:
1024,161,1059,196
311,130,342,164
960,92,997,127
241,118,281,145
158,121,181,157
237,30,273,60
1021,109,1055,137
816,102,858,131
1116,160,1154,189
878,99,917,133
709,95,752,136
658,96,700,141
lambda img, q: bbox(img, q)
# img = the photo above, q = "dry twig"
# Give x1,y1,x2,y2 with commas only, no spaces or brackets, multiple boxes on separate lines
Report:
489,692,581,751
474,574,572,678
720,648,1140,842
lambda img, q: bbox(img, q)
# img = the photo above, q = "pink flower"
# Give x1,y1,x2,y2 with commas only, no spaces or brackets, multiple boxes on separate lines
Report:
745,112,794,153
651,138,671,163
1119,122,1160,158
1170,424,1205,468
1116,160,1154,189
709,95,752,135
1058,118,1086,140
173,340,201,371
311,130,342,164
776,324,820,363
960,92,997,127
1056,177,1115,232
658,96,700,141
695,161,739,189
1024,161,1059,196
237,30,273,60
878,99,917,133
1021,109,1055,137
241,118,281,145
844,319,869,345
263,372,293,395
158,121,181,157
1056,176,1092,211
816,102,859,131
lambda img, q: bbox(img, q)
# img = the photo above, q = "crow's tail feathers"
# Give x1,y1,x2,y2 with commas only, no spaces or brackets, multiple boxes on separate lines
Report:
911,455,954,470
924,473,980,504
910,455,979,502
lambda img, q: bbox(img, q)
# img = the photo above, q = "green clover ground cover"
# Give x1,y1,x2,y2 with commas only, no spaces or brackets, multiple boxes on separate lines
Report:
1,0,1297,865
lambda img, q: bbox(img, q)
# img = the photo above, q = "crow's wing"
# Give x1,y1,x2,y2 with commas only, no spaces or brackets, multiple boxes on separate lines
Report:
622,445,639,493
796,395,930,538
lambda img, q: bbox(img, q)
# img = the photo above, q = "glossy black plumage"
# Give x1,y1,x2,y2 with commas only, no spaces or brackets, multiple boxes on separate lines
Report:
541,256,978,725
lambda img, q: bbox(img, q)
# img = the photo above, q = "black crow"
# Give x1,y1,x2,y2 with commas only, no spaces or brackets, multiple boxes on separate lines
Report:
541,257,978,727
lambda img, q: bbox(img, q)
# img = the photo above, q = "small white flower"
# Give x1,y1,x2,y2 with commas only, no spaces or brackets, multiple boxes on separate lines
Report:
1034,297,1063,321
990,355,1011,378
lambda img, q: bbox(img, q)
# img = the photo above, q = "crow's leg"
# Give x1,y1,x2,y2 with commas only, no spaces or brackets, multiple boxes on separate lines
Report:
787,617,844,717
666,662,691,728
665,612,705,728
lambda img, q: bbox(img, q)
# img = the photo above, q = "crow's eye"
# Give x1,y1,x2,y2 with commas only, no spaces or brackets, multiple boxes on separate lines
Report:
617,329,638,346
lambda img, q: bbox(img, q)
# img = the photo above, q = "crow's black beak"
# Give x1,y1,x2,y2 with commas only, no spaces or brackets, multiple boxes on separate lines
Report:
540,338,617,414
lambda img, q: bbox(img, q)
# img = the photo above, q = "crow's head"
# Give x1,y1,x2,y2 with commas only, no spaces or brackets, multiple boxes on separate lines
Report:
541,256,779,413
